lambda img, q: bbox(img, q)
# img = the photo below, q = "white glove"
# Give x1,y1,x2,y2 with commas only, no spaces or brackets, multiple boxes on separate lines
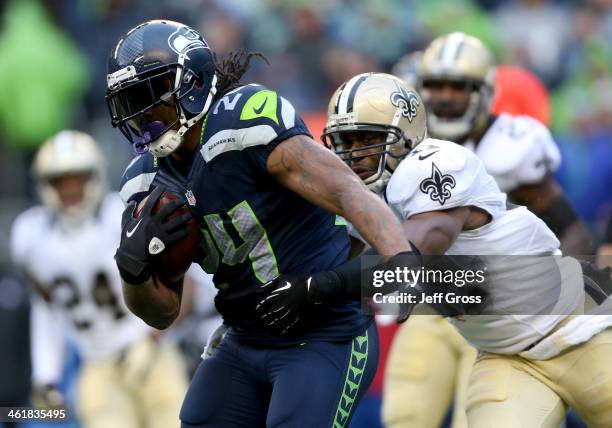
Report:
202,323,228,359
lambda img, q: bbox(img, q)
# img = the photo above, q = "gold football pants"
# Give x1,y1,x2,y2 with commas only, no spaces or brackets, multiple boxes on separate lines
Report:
77,338,188,428
466,327,612,428
383,315,477,428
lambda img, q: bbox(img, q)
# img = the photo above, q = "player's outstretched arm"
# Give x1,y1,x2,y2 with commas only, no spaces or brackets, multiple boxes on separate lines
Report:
267,134,410,255
310,207,473,300
254,208,489,331
400,208,472,255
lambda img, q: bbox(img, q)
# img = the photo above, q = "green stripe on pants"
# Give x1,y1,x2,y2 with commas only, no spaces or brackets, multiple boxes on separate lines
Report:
333,330,369,428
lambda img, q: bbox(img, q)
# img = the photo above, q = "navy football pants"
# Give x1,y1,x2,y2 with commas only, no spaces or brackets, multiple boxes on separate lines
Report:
180,323,379,428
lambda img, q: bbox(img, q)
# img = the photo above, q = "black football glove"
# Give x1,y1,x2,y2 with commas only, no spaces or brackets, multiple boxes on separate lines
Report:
254,248,420,334
255,273,321,335
115,186,191,284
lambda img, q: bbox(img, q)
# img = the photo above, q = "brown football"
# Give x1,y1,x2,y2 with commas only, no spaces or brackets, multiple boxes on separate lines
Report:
134,191,200,284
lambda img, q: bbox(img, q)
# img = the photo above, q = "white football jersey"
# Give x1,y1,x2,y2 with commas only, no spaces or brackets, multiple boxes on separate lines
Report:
11,193,150,382
387,139,583,354
468,113,561,192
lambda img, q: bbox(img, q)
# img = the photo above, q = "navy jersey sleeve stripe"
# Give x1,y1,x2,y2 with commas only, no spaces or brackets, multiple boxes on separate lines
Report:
202,85,312,174
119,153,157,205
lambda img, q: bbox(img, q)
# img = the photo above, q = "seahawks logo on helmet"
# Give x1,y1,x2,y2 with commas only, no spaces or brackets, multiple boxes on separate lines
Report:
390,82,420,122
420,163,456,205
168,26,208,58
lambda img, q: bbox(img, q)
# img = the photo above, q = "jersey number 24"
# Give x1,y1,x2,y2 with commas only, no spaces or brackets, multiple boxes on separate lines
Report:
198,200,279,283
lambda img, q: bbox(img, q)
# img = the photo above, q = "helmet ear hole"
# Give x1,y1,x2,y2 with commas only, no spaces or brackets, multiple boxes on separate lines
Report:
193,71,204,88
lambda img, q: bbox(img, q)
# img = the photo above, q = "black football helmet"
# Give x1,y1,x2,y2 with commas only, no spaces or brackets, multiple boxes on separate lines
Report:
106,20,217,157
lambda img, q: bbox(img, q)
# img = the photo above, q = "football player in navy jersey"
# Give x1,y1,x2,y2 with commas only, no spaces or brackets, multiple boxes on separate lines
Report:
106,20,413,427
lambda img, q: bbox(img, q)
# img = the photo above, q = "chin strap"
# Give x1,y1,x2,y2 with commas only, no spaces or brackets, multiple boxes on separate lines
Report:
150,74,218,157
177,74,218,138
367,169,391,196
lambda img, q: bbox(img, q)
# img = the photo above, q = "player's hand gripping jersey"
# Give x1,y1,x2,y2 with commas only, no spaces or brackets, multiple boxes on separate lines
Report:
121,84,370,345
471,113,561,192
387,139,584,354
11,193,149,383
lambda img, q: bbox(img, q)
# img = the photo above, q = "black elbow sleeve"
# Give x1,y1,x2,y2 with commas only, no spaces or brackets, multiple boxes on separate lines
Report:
538,195,579,237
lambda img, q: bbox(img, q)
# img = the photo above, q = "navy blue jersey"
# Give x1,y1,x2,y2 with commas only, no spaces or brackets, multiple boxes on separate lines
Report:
120,84,371,345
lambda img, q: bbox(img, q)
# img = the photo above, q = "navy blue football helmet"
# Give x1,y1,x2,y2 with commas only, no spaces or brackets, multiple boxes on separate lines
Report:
106,20,217,156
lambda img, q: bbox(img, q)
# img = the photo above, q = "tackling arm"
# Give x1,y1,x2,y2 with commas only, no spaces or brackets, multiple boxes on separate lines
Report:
401,207,474,255
317,208,473,299
267,134,410,255
254,206,484,330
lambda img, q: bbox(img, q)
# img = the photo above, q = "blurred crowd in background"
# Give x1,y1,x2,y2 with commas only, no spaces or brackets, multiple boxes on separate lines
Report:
0,1,610,427
0,0,611,263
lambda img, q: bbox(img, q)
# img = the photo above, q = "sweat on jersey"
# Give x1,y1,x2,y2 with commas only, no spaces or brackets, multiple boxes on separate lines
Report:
120,84,372,346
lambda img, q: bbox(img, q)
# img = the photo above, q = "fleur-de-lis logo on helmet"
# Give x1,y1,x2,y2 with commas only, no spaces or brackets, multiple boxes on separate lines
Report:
390,81,420,122
419,163,456,205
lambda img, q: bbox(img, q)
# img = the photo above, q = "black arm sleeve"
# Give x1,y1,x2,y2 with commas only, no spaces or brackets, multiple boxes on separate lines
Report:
308,246,422,301
308,256,363,300
307,245,488,318
538,195,580,237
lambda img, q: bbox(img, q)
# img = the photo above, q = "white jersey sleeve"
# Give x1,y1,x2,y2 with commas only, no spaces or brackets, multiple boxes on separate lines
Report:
386,138,506,220
12,208,65,385
99,192,125,240
476,113,561,192
10,207,48,267
30,295,65,386
12,195,150,361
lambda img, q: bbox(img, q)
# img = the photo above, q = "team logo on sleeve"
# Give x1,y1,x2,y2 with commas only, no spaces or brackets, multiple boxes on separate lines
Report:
419,163,456,205
390,82,420,122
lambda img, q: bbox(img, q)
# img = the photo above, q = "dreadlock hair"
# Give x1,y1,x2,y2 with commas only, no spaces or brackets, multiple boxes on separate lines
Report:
214,49,269,97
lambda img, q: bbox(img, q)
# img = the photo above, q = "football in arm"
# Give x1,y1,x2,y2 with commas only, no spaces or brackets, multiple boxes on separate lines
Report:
134,191,200,283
